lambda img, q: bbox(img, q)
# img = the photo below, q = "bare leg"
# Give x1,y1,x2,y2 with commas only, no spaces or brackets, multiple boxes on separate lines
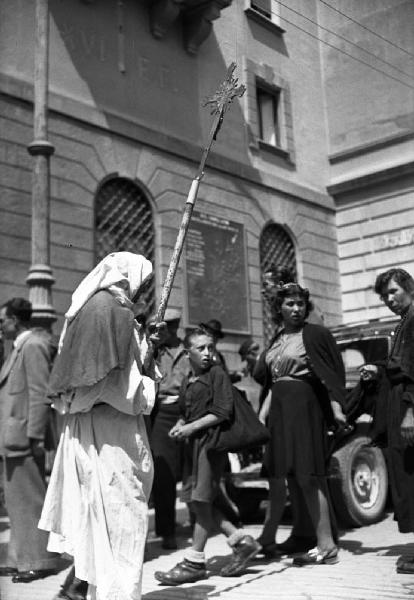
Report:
257,477,286,546
214,481,242,527
192,501,244,549
213,505,261,578
191,501,215,552
154,501,210,584
212,505,238,538
300,477,335,552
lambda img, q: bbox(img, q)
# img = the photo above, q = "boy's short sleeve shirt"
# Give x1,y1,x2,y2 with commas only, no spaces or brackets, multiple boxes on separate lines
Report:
179,365,233,424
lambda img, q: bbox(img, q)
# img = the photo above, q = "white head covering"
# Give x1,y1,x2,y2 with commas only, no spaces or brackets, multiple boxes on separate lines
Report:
66,252,152,320
59,252,152,351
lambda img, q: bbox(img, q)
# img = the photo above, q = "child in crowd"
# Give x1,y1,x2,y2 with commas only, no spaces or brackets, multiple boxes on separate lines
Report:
154,327,260,585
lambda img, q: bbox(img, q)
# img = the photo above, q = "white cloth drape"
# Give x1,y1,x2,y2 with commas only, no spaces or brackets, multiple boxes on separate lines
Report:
39,403,153,600
40,252,156,600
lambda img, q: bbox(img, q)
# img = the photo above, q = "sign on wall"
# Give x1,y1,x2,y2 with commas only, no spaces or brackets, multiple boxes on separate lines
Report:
375,228,414,250
185,211,250,333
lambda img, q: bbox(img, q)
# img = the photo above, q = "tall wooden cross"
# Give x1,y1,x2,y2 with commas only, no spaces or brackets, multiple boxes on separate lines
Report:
154,62,246,323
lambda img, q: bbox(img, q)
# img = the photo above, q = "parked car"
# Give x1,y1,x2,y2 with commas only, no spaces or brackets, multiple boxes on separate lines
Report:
226,317,398,526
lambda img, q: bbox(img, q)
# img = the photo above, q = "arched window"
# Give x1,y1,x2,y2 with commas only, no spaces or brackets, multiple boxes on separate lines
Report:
95,177,155,316
259,223,296,344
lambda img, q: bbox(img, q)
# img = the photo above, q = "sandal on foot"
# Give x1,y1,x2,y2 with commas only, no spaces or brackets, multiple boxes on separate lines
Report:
293,546,339,566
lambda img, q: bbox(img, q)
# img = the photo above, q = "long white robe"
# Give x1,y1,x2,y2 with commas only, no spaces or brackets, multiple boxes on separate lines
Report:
39,339,156,600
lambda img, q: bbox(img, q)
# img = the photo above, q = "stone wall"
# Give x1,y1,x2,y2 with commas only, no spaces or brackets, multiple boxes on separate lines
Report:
336,173,414,323
0,92,341,359
0,0,342,366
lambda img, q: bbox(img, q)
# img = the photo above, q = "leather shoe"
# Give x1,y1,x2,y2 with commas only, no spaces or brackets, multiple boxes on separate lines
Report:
293,546,339,566
397,557,414,574
12,568,57,583
0,566,17,576
155,558,207,585
54,567,88,600
54,586,88,600
220,535,261,577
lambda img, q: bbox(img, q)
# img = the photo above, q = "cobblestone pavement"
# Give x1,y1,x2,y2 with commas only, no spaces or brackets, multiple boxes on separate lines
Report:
1,510,414,600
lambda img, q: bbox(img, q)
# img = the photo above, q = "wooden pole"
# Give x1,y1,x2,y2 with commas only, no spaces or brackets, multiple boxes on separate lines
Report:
27,0,56,329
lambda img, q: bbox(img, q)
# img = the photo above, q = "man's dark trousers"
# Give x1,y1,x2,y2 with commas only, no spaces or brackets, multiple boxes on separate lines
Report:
150,402,182,537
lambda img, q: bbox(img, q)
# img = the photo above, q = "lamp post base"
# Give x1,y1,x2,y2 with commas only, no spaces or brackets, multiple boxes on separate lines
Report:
26,263,56,329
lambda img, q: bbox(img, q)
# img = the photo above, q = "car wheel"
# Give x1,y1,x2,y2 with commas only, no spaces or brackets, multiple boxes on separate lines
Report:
329,434,388,527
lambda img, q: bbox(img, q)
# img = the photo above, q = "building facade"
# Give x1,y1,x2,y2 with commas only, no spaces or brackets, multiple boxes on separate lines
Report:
1,0,412,367
319,0,414,323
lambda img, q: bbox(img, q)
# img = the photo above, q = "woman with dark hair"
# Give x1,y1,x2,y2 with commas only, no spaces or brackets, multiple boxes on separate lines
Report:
261,264,324,327
254,283,347,565
366,268,414,573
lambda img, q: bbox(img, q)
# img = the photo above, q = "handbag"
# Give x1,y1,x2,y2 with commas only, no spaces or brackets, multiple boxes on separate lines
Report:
206,385,270,455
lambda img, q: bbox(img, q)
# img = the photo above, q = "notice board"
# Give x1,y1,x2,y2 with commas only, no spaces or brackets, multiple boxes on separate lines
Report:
185,211,249,333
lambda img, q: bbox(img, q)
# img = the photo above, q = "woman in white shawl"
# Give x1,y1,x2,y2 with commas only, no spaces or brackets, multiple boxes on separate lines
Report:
39,252,163,600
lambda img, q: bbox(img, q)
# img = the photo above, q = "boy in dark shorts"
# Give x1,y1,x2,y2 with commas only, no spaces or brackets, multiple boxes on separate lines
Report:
154,327,260,585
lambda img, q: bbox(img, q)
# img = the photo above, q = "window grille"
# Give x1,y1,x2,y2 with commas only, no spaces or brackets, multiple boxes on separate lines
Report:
95,177,155,316
259,223,296,344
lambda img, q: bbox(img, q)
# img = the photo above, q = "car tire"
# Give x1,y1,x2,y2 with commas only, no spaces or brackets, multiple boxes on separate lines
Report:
329,434,388,527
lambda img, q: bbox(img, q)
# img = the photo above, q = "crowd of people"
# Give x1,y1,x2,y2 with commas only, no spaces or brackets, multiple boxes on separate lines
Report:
0,252,414,600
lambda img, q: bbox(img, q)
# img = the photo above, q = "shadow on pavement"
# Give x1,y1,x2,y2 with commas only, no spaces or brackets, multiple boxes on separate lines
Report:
143,584,215,599
207,551,286,573
144,552,290,599
340,539,414,557
402,582,414,595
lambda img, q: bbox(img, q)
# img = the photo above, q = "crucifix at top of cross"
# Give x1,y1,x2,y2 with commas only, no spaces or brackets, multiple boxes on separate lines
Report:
191,62,246,183
204,61,246,141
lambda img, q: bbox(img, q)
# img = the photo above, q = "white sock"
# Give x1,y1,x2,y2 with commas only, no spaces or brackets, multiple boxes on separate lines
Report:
185,548,206,564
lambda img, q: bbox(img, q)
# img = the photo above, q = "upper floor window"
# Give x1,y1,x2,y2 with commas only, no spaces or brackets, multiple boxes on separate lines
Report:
245,59,295,163
251,0,281,26
257,85,282,148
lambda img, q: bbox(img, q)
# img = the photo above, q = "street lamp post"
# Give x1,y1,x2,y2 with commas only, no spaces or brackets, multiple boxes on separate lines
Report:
27,0,56,329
